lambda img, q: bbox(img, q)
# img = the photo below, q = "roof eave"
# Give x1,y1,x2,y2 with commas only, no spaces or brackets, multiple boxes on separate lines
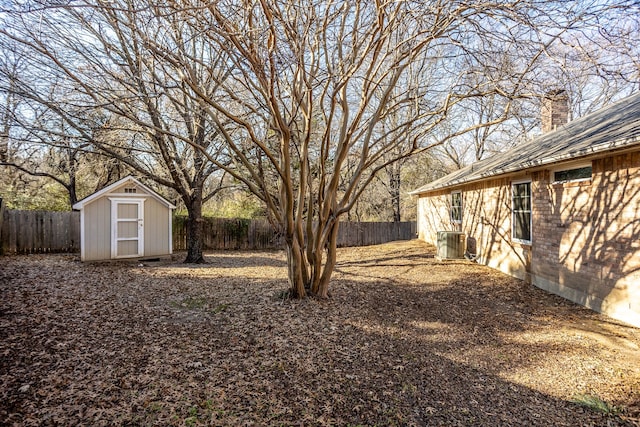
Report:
72,176,177,210
412,136,640,196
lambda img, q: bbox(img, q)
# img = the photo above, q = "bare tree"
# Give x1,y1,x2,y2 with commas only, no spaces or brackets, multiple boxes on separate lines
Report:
2,0,637,296
0,42,97,208
438,3,640,169
437,94,538,168
538,34,640,118
162,0,623,297
0,1,234,262
0,50,21,163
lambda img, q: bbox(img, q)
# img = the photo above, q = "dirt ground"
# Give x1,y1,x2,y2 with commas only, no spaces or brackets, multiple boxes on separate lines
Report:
1,240,639,426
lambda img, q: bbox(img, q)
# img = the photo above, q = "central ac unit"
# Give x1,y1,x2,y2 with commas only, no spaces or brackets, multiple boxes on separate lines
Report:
437,231,466,259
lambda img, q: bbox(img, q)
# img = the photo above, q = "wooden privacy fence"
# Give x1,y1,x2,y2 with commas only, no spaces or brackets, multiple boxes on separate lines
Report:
1,209,80,254
335,221,417,248
172,217,417,250
0,208,416,254
172,217,280,250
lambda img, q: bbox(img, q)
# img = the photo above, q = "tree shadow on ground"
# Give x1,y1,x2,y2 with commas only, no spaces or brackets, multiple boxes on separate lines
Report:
168,251,287,268
2,250,638,426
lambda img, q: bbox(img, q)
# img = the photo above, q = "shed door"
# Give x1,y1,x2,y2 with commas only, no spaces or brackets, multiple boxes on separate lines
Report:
111,199,145,259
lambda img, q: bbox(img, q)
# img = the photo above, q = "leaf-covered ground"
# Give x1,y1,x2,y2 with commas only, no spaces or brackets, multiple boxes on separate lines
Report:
1,240,639,426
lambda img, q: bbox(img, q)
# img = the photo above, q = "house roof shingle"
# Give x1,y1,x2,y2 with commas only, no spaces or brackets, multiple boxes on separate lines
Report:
410,92,640,195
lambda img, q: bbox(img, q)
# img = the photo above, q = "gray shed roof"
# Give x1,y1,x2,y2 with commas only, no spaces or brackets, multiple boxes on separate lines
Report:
411,92,640,195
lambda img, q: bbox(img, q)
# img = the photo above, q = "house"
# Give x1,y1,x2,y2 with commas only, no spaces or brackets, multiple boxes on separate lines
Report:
72,176,176,261
411,92,640,327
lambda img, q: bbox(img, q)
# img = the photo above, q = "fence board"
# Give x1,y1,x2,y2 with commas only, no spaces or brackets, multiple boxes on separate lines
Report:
172,217,416,251
173,217,282,251
1,209,416,254
1,210,80,254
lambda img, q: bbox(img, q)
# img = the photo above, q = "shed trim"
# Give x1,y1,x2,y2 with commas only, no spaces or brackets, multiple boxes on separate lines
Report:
110,198,146,259
79,208,86,261
168,208,173,254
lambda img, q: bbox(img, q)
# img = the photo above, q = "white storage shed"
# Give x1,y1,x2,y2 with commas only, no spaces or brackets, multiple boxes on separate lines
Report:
72,176,176,261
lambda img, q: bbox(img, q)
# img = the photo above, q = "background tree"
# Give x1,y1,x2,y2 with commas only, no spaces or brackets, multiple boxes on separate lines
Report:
0,42,102,209
350,151,448,222
0,2,235,262
0,47,21,163
437,9,640,170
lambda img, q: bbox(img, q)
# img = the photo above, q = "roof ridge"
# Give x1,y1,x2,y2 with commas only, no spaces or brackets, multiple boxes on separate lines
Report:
410,92,640,194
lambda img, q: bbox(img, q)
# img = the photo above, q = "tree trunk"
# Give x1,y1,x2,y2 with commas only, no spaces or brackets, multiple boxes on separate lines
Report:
285,234,307,298
0,132,8,162
67,156,78,208
388,163,402,222
183,192,206,264
67,179,78,208
282,218,340,299
311,220,339,298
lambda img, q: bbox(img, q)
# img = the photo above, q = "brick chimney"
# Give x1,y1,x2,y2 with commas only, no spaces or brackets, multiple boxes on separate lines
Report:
541,90,569,133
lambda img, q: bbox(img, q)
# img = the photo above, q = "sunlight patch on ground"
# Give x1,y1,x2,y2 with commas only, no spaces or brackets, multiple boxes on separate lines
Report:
131,265,288,281
440,327,640,403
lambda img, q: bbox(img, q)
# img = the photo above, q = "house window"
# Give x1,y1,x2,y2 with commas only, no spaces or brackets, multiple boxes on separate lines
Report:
124,188,137,194
512,181,531,243
553,164,592,183
451,191,462,223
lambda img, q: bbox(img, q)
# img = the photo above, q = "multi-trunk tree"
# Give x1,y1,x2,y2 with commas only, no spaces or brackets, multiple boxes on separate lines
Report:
160,0,634,297
2,0,638,295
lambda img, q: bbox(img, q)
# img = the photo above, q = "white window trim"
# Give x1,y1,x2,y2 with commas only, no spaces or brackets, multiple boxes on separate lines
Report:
551,161,592,184
511,179,532,245
450,190,462,224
